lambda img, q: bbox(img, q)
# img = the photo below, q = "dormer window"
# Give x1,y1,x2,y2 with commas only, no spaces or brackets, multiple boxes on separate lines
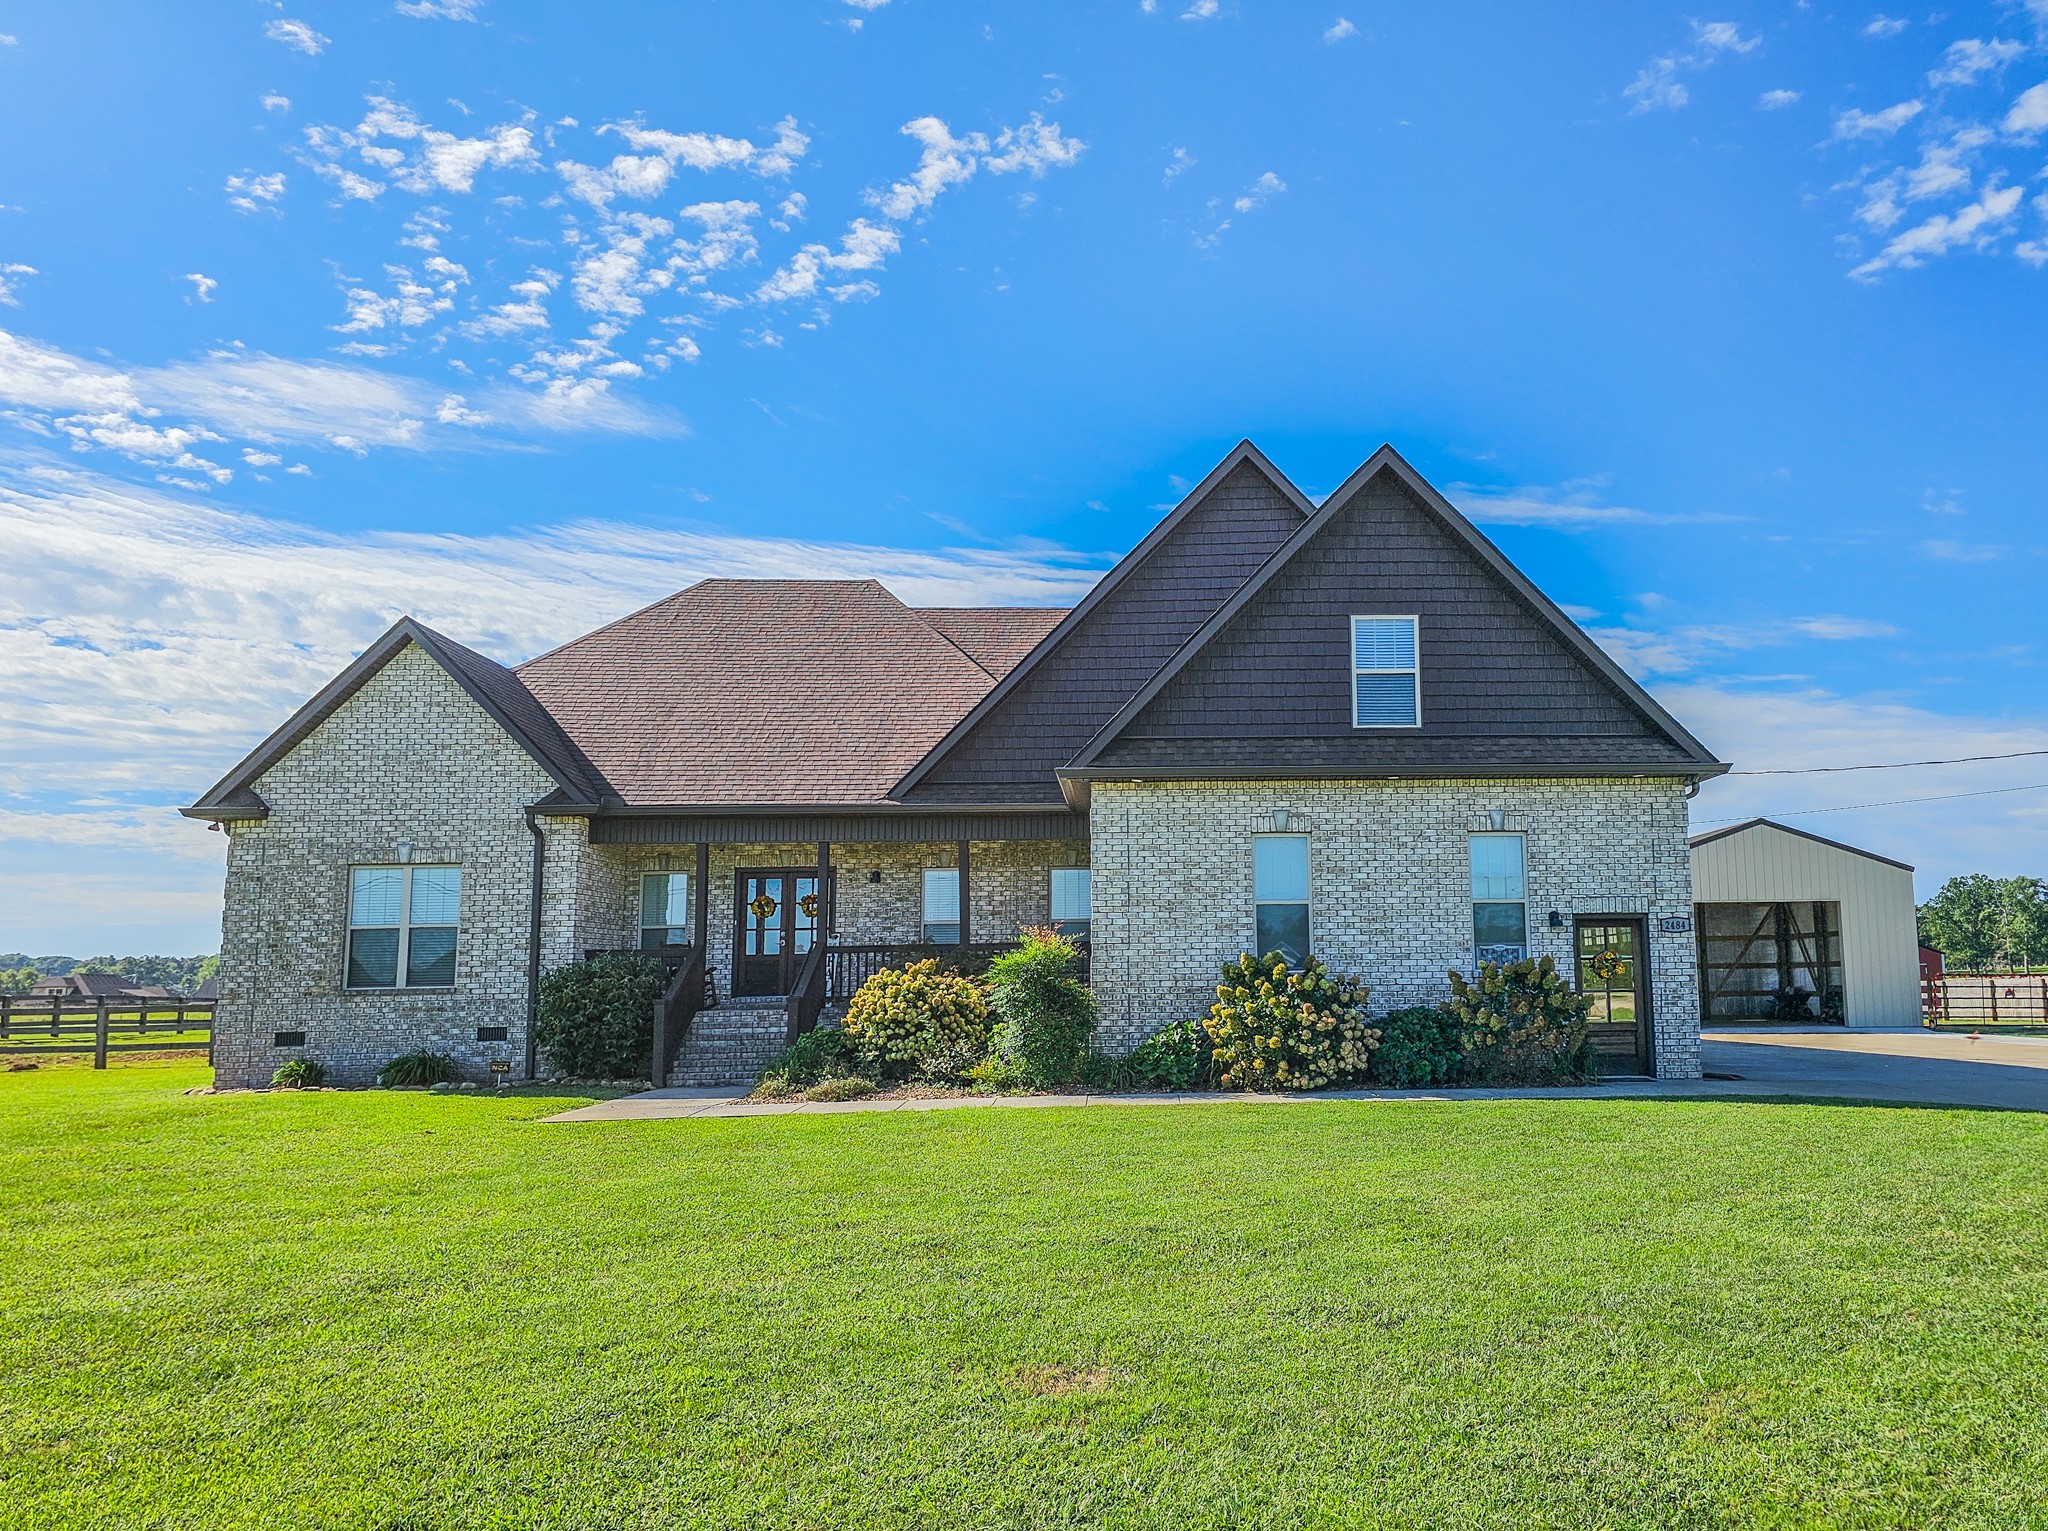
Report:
1351,615,1420,728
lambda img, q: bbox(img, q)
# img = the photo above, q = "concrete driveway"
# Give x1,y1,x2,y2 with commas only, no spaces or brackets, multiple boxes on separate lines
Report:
1701,1028,2048,1112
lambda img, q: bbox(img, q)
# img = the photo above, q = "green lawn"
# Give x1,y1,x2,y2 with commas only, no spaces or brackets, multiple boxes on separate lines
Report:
3,1066,2046,1530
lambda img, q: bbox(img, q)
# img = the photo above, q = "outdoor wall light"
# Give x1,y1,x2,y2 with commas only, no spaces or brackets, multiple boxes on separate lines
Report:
1548,911,1565,929
867,870,882,883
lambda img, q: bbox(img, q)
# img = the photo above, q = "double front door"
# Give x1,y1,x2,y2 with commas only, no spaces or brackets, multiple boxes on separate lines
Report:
733,868,827,996
1574,917,1650,1075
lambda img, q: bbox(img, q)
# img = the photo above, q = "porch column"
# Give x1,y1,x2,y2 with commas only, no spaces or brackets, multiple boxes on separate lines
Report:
693,841,710,955
956,838,971,947
816,840,832,939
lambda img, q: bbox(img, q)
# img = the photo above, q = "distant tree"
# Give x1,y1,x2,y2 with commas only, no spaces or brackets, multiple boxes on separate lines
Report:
0,966,41,995
1919,876,2048,972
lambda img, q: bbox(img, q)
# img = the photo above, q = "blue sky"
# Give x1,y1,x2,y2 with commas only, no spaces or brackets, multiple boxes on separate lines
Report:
2,0,2046,954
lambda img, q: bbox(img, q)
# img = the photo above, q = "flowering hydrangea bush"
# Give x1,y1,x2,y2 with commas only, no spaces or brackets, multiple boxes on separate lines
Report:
841,958,990,1080
1445,956,1597,1085
1202,952,1377,1091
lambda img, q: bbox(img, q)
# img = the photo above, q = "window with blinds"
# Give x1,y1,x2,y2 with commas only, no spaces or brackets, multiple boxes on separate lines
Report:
346,865,461,989
1351,615,1420,728
922,868,960,944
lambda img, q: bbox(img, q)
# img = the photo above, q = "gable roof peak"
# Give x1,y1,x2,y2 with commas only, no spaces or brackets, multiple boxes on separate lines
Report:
889,438,1318,797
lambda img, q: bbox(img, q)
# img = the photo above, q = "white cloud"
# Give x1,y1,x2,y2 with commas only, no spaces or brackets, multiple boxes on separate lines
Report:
0,263,35,306
1920,537,2012,561
1625,21,1761,114
0,327,679,479
865,113,1083,223
1759,89,1802,109
869,118,989,220
1233,170,1286,213
2006,82,2048,136
754,218,899,302
1854,128,1994,229
224,170,287,214
1322,16,1357,41
183,273,218,304
1694,21,1760,53
1453,483,1741,529
1182,0,1221,17
1863,14,1909,38
264,19,328,55
462,270,558,337
1830,99,1925,140
1850,181,2023,278
396,0,484,17
1929,38,2025,88
262,93,291,113
1163,147,1195,183
0,34,16,46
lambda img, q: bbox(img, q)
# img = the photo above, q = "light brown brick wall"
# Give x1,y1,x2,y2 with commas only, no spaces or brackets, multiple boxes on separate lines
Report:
213,644,557,1088
1087,777,1701,1078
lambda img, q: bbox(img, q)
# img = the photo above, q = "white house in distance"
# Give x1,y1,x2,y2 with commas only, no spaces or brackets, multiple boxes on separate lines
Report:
1690,819,1921,1029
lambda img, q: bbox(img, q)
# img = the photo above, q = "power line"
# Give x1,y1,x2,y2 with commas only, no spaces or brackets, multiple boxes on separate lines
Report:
1694,780,2048,824
1726,748,2048,776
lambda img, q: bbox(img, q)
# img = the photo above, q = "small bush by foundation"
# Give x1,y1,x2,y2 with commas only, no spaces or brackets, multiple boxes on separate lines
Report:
841,959,990,1081
536,953,665,1080
270,1058,325,1089
376,1050,455,1088
1368,1006,1467,1088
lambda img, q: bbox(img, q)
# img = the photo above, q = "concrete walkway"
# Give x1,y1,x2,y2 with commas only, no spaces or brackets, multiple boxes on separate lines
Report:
540,1027,2048,1123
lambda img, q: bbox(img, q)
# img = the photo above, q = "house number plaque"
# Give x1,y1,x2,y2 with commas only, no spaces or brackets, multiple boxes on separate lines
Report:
1658,916,1693,933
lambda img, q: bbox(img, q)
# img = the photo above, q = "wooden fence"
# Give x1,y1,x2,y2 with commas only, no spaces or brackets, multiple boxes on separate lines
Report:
0,995,215,1067
1922,975,2048,1029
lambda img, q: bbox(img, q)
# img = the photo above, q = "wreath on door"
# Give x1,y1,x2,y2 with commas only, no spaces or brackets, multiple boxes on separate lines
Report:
798,892,820,918
749,893,778,920
1591,948,1627,982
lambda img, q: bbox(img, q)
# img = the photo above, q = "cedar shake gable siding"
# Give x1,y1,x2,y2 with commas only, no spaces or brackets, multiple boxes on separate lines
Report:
897,458,1309,805
516,580,1019,807
1079,463,1722,779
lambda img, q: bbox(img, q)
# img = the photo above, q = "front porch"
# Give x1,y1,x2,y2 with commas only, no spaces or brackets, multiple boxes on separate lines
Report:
549,814,1090,1086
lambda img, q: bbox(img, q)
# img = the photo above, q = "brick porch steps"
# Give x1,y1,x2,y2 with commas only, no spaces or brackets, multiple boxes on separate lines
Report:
668,997,786,1088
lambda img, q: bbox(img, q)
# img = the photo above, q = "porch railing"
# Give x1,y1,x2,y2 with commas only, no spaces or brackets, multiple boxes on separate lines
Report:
788,940,830,1044
648,944,707,1088
821,940,1090,1003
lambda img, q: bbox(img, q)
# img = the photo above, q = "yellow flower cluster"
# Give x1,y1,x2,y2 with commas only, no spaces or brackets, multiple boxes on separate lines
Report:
842,958,991,1068
1202,952,1379,1091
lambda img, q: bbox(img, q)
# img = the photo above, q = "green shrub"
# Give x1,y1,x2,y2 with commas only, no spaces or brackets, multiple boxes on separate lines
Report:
982,928,1096,1088
1078,1050,1138,1093
377,1050,455,1088
967,1051,1032,1092
758,1026,855,1094
1126,1018,1218,1090
1446,957,1597,1086
803,1076,878,1102
1368,1006,1466,1088
535,952,665,1080
1203,952,1378,1091
841,959,990,1081
270,1058,325,1089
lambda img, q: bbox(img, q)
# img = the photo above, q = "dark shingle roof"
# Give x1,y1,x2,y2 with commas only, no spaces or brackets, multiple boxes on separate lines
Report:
916,608,1069,678
516,580,1030,806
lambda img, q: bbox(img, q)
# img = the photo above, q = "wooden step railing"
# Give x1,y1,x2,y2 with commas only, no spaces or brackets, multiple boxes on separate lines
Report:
649,945,708,1088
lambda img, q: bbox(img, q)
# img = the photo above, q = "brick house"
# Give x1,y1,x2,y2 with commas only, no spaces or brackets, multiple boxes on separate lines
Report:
185,443,1727,1088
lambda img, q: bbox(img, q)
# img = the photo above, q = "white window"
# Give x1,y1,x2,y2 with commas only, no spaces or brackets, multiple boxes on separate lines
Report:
1253,835,1311,968
347,865,461,989
1352,615,1420,728
1469,834,1527,965
922,868,960,944
639,872,691,950
1050,868,1092,939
